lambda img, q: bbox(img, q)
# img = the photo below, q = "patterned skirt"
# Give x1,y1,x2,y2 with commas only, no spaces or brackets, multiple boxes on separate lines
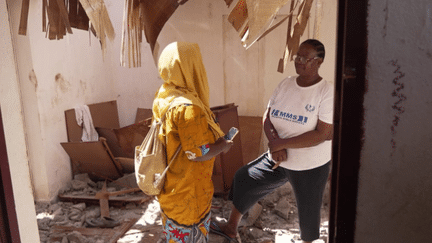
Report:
161,211,211,243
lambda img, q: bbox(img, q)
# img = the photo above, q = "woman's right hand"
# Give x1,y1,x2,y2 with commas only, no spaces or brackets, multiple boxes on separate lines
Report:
271,149,287,169
218,137,234,154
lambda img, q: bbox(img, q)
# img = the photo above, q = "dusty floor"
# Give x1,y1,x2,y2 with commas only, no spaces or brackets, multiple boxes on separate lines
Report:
35,174,329,243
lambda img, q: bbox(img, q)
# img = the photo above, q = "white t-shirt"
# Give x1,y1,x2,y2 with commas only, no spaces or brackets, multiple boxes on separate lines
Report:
267,76,334,171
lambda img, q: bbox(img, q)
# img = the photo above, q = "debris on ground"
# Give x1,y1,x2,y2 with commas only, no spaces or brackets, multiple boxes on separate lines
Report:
35,173,329,243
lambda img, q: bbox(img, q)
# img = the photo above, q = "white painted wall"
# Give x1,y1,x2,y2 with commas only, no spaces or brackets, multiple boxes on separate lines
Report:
4,0,336,203
6,0,118,203
0,0,40,241
356,0,432,242
2,0,336,241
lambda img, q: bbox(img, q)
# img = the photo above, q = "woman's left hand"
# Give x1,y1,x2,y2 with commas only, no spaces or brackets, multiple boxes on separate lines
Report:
271,149,287,162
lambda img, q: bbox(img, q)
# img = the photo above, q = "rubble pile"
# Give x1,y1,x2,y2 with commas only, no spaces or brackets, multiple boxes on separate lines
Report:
35,174,329,243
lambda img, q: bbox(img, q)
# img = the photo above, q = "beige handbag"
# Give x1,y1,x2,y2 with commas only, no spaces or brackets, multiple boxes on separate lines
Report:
135,105,181,196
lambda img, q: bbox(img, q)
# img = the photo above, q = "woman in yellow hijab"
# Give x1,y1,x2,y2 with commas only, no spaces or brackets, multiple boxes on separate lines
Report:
153,42,233,242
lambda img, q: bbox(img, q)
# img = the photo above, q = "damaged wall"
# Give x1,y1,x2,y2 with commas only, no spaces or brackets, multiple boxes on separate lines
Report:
356,0,432,242
2,0,337,241
4,0,336,204
4,0,337,205
0,0,40,241
6,0,119,203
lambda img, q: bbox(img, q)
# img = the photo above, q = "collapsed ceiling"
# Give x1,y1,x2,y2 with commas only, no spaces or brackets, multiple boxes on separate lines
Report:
18,0,320,71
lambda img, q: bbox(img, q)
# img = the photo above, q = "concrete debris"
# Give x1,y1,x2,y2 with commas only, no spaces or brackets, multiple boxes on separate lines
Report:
35,173,330,243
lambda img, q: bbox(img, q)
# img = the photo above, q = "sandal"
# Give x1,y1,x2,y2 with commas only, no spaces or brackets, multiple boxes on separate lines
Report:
209,221,240,243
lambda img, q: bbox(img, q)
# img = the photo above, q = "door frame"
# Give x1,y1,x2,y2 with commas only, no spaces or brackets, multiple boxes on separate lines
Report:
0,108,21,242
329,0,368,242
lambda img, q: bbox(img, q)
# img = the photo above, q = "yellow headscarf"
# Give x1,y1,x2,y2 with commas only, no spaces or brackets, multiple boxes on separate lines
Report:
153,42,224,140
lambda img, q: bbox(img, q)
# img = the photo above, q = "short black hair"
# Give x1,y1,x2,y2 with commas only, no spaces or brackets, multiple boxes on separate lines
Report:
301,39,325,61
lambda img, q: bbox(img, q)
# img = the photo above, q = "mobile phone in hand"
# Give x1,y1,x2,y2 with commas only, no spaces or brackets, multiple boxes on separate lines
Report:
224,127,239,141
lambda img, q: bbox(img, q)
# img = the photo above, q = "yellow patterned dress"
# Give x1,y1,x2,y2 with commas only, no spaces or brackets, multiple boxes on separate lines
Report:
159,104,216,242
152,42,225,242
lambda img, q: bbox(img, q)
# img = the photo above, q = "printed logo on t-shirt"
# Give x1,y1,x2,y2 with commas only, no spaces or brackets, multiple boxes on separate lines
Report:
271,109,308,124
305,104,315,112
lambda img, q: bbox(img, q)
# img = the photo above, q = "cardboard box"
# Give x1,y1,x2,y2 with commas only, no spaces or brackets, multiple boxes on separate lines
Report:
61,101,152,181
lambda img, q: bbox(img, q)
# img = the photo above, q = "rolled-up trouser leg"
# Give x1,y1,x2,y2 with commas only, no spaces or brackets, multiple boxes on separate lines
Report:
228,153,290,214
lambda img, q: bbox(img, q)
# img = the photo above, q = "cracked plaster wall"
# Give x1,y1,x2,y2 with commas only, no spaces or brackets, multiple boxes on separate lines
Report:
4,0,337,204
356,0,432,242
0,0,40,241
5,0,119,204
2,1,336,241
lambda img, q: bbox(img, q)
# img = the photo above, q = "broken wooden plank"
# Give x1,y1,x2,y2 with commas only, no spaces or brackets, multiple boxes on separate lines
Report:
46,0,62,39
69,0,90,30
60,139,122,181
121,0,145,68
121,0,189,67
55,0,73,34
42,0,47,32
58,193,151,207
95,187,141,200
278,0,315,73
50,217,139,243
79,0,115,56
241,0,290,48
278,0,296,73
18,0,30,35
228,0,249,32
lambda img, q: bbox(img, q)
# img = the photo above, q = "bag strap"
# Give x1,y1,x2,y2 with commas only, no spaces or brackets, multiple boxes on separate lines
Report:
158,99,177,124
160,99,182,165
157,145,182,184
159,100,184,183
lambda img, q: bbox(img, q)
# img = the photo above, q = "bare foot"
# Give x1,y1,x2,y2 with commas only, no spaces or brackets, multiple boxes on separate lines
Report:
212,221,237,239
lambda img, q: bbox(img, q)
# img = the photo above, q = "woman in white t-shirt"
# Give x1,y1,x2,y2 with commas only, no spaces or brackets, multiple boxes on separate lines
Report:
210,39,334,243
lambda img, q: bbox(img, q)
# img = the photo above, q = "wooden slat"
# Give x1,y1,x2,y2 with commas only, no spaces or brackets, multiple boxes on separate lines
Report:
42,0,47,32
56,0,73,34
278,0,315,73
18,0,30,35
278,0,296,73
121,0,145,68
228,0,248,32
79,0,115,55
47,0,59,39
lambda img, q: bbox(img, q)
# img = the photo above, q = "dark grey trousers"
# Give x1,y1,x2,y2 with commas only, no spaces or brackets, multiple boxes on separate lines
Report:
228,153,330,241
